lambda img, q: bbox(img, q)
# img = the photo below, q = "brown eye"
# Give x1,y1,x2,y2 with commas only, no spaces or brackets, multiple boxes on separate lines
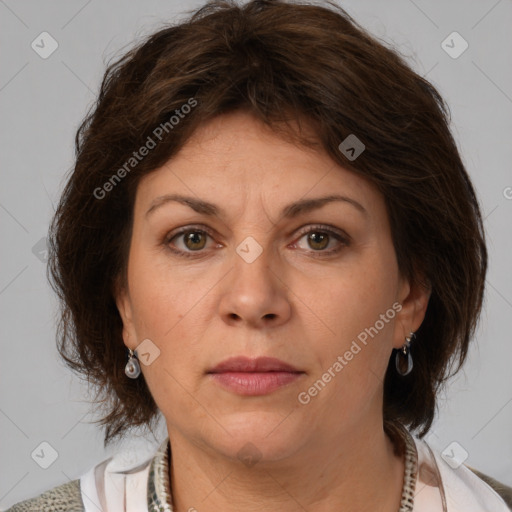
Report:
165,228,215,255
182,231,207,250
163,225,224,259
307,232,330,250
293,225,349,256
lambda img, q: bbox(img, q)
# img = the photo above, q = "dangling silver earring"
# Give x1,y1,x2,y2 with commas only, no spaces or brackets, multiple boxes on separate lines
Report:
395,332,415,376
125,348,141,379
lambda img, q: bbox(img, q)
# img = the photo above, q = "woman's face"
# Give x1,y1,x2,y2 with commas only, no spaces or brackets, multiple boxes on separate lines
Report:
116,110,428,462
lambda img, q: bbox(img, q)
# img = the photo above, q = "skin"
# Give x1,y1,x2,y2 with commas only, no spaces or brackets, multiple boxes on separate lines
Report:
115,110,431,512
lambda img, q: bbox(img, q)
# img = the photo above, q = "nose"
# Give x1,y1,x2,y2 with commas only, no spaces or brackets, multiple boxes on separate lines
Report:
218,245,292,328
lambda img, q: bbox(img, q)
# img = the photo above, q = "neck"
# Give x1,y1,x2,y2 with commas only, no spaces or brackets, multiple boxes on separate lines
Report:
167,420,405,512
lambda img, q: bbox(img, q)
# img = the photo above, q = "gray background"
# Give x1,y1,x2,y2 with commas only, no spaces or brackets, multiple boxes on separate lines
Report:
1,0,511,508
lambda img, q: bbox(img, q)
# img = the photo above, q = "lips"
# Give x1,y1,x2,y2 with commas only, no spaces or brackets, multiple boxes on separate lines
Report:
208,356,301,374
207,356,305,396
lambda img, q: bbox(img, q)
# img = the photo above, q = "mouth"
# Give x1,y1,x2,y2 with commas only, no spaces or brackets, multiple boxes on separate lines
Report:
207,356,305,396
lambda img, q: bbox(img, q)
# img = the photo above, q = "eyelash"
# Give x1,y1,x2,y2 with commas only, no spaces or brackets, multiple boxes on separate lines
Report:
162,224,350,259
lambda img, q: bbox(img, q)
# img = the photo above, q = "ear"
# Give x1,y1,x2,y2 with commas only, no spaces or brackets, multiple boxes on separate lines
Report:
392,273,431,350
113,276,137,350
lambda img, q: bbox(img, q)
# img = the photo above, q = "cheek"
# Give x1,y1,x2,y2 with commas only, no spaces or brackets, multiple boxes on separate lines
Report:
125,251,209,414
323,251,398,331
306,278,397,418
311,246,399,377
125,245,219,385
126,245,198,337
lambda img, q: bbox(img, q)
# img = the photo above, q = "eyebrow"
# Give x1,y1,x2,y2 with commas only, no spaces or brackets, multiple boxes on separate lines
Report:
145,193,367,219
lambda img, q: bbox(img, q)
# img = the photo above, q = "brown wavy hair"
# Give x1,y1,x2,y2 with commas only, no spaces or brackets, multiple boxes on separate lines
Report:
48,0,487,447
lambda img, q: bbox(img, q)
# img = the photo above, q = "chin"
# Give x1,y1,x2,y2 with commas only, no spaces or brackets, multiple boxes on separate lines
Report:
206,410,306,464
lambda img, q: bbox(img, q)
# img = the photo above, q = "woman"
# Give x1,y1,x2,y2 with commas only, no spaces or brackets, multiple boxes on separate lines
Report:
7,0,511,510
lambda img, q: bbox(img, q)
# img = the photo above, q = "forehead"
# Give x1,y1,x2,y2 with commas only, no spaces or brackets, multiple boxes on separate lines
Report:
134,110,382,219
